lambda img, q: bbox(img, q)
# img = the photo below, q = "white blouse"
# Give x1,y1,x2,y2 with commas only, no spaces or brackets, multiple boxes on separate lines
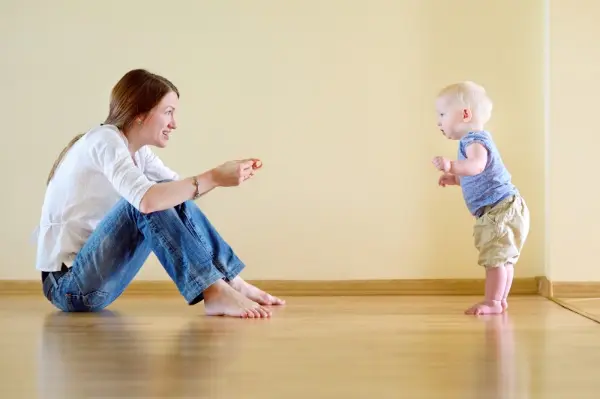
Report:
33,124,179,272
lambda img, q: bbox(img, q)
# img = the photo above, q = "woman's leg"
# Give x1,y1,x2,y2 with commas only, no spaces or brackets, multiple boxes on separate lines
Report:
178,200,285,305
44,199,153,313
45,199,271,318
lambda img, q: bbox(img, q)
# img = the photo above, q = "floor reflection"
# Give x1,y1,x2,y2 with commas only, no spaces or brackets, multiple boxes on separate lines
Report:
37,311,242,398
473,313,526,399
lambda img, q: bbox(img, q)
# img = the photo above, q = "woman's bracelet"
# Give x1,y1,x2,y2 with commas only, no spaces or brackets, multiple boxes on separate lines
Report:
192,176,201,200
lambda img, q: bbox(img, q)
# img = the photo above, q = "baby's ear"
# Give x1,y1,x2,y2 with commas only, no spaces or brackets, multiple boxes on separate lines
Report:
462,108,472,122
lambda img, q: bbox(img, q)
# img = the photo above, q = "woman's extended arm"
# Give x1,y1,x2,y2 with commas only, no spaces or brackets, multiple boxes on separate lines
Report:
89,128,260,214
139,159,257,214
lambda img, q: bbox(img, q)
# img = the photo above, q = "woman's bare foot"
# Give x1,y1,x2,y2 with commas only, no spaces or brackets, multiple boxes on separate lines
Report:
465,300,504,315
229,276,286,306
203,280,272,318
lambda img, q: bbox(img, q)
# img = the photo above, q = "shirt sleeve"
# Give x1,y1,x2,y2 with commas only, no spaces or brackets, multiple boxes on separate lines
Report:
86,127,156,211
140,146,180,182
460,132,492,158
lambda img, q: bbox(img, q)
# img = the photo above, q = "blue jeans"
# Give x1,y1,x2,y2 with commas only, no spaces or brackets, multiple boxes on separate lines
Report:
42,198,245,312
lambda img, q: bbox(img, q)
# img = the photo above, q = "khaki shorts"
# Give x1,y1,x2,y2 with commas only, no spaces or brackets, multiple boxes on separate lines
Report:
473,194,530,268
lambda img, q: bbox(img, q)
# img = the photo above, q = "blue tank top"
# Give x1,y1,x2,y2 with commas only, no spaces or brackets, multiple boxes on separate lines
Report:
458,131,517,217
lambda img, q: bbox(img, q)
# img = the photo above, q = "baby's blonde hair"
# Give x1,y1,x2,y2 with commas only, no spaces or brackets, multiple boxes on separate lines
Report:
437,81,493,125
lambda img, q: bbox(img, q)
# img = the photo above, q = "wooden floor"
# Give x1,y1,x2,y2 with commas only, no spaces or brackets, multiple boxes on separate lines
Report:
556,297,600,323
0,295,598,398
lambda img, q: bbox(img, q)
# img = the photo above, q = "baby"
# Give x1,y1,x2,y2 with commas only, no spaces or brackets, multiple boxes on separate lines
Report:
431,81,530,315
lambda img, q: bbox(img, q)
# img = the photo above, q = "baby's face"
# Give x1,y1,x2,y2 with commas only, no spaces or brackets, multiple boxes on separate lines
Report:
435,96,464,140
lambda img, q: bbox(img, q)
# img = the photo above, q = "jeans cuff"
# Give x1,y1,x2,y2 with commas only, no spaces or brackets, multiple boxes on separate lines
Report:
183,269,225,305
217,260,245,282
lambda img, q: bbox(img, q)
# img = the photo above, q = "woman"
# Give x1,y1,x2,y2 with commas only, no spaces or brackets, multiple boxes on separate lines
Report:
35,68,284,318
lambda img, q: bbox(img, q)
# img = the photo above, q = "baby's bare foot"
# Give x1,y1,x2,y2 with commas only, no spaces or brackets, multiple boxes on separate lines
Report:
229,276,286,306
203,280,272,318
465,300,504,315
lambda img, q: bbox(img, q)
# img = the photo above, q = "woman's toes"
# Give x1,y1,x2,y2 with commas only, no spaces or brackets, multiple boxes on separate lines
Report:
258,307,271,318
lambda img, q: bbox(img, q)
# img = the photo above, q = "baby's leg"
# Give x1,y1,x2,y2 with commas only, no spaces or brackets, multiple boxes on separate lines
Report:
465,265,507,315
470,195,529,316
501,263,514,311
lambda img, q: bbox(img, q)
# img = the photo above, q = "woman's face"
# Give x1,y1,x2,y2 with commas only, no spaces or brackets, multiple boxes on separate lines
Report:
139,91,179,148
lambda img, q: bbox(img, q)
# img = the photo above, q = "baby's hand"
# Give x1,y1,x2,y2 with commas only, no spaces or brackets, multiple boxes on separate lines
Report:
432,156,451,173
438,173,457,187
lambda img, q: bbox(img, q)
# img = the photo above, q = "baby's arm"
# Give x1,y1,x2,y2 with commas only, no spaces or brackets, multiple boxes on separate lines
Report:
449,143,487,176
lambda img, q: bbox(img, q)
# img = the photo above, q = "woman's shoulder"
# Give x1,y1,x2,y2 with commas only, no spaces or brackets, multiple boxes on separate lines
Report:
81,124,128,150
84,124,124,140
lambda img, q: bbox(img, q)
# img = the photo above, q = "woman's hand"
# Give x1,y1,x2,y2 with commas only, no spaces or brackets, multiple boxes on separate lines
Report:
211,158,261,187
138,158,263,214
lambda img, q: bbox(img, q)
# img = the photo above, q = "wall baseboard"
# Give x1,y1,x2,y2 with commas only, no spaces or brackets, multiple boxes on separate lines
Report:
536,275,553,298
0,277,541,297
550,282,600,298
245,278,541,296
1,276,598,298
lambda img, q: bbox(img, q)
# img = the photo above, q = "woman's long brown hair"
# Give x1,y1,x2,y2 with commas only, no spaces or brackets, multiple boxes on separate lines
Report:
46,69,179,185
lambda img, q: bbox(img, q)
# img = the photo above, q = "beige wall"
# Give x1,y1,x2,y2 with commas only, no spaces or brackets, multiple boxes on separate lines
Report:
548,1,600,281
1,0,546,281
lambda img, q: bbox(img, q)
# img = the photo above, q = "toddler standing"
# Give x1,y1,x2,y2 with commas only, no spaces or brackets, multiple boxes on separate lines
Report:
431,81,530,315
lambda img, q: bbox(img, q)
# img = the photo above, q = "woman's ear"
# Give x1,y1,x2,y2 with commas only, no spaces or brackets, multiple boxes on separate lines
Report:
134,113,148,126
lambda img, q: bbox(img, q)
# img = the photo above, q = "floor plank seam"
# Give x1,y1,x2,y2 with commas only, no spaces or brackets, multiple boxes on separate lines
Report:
548,297,600,325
